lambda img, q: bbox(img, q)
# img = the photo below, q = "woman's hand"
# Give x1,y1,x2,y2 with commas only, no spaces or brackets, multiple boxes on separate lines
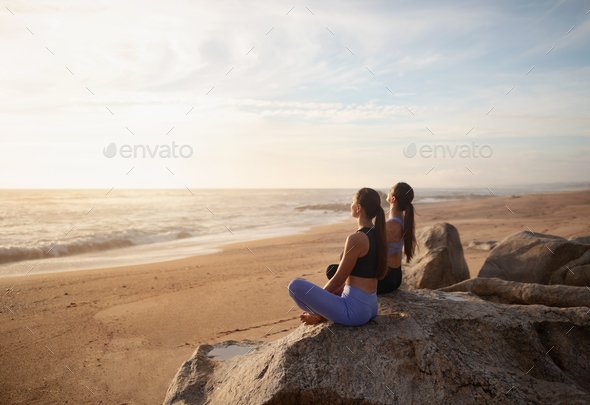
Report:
333,284,345,295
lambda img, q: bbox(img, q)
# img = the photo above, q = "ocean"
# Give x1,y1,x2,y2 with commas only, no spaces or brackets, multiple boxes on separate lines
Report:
1,183,588,277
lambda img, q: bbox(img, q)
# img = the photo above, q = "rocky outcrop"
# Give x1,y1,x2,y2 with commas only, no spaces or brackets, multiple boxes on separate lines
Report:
438,277,590,307
478,231,590,286
163,289,590,405
401,222,470,290
570,235,590,245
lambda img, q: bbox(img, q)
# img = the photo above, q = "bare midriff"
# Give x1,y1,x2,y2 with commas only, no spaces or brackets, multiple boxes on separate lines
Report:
388,251,402,269
346,275,378,294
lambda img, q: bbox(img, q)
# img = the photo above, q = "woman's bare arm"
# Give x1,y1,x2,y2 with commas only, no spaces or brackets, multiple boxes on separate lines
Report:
323,234,361,293
332,284,345,295
386,219,403,268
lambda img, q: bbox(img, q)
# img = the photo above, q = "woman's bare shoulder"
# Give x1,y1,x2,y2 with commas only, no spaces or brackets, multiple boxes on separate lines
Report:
386,219,403,231
386,219,403,240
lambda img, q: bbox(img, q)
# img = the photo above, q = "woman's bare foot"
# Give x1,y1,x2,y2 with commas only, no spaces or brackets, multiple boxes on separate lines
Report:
299,311,327,325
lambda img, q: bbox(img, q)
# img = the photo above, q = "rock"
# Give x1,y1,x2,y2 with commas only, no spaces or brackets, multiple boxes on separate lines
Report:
401,223,470,290
163,289,590,405
478,231,590,286
467,241,498,251
376,189,390,210
376,189,388,202
438,277,590,307
570,235,590,245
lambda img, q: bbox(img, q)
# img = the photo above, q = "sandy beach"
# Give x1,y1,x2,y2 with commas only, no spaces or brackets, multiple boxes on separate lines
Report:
2,189,590,404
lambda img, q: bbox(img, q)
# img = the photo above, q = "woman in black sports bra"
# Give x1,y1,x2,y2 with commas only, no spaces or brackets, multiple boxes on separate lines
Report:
287,188,388,326
326,182,416,294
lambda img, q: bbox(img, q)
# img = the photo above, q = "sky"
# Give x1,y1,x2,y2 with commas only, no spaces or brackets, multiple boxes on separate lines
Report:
1,0,589,189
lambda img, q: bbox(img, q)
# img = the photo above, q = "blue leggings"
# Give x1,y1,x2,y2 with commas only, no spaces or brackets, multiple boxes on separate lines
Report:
288,278,378,326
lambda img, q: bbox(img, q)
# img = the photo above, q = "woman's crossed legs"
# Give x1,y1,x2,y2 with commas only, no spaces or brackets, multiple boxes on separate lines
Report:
288,278,376,327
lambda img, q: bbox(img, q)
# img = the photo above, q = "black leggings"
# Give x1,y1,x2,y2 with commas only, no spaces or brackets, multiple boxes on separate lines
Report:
326,264,402,295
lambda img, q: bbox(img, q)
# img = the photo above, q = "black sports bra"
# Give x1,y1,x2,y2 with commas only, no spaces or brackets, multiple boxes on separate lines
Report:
339,226,377,279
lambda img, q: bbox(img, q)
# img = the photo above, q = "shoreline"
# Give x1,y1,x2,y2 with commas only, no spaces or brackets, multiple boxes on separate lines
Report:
0,215,352,279
2,189,589,404
3,185,587,279
0,194,495,279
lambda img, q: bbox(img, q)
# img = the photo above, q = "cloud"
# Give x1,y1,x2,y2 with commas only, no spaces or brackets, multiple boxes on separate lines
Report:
1,0,589,188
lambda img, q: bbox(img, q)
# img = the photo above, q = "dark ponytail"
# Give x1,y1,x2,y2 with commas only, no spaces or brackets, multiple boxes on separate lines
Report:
355,188,388,280
374,206,388,280
392,182,417,263
403,202,416,262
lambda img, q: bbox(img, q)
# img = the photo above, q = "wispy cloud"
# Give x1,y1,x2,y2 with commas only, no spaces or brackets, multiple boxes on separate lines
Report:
1,0,589,188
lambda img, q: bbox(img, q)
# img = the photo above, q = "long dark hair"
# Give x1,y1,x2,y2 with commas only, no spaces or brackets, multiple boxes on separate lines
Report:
391,182,416,263
355,188,388,280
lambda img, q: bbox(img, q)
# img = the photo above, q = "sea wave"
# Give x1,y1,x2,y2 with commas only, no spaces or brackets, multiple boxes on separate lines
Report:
295,203,351,212
413,194,493,203
0,229,199,265
293,194,493,212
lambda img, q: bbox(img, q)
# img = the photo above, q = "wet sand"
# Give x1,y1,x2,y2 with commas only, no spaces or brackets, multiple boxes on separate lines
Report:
1,189,589,404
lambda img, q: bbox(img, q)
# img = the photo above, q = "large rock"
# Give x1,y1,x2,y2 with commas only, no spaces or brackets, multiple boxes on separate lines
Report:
439,277,590,307
478,231,590,286
401,222,470,290
570,235,590,245
162,289,590,404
